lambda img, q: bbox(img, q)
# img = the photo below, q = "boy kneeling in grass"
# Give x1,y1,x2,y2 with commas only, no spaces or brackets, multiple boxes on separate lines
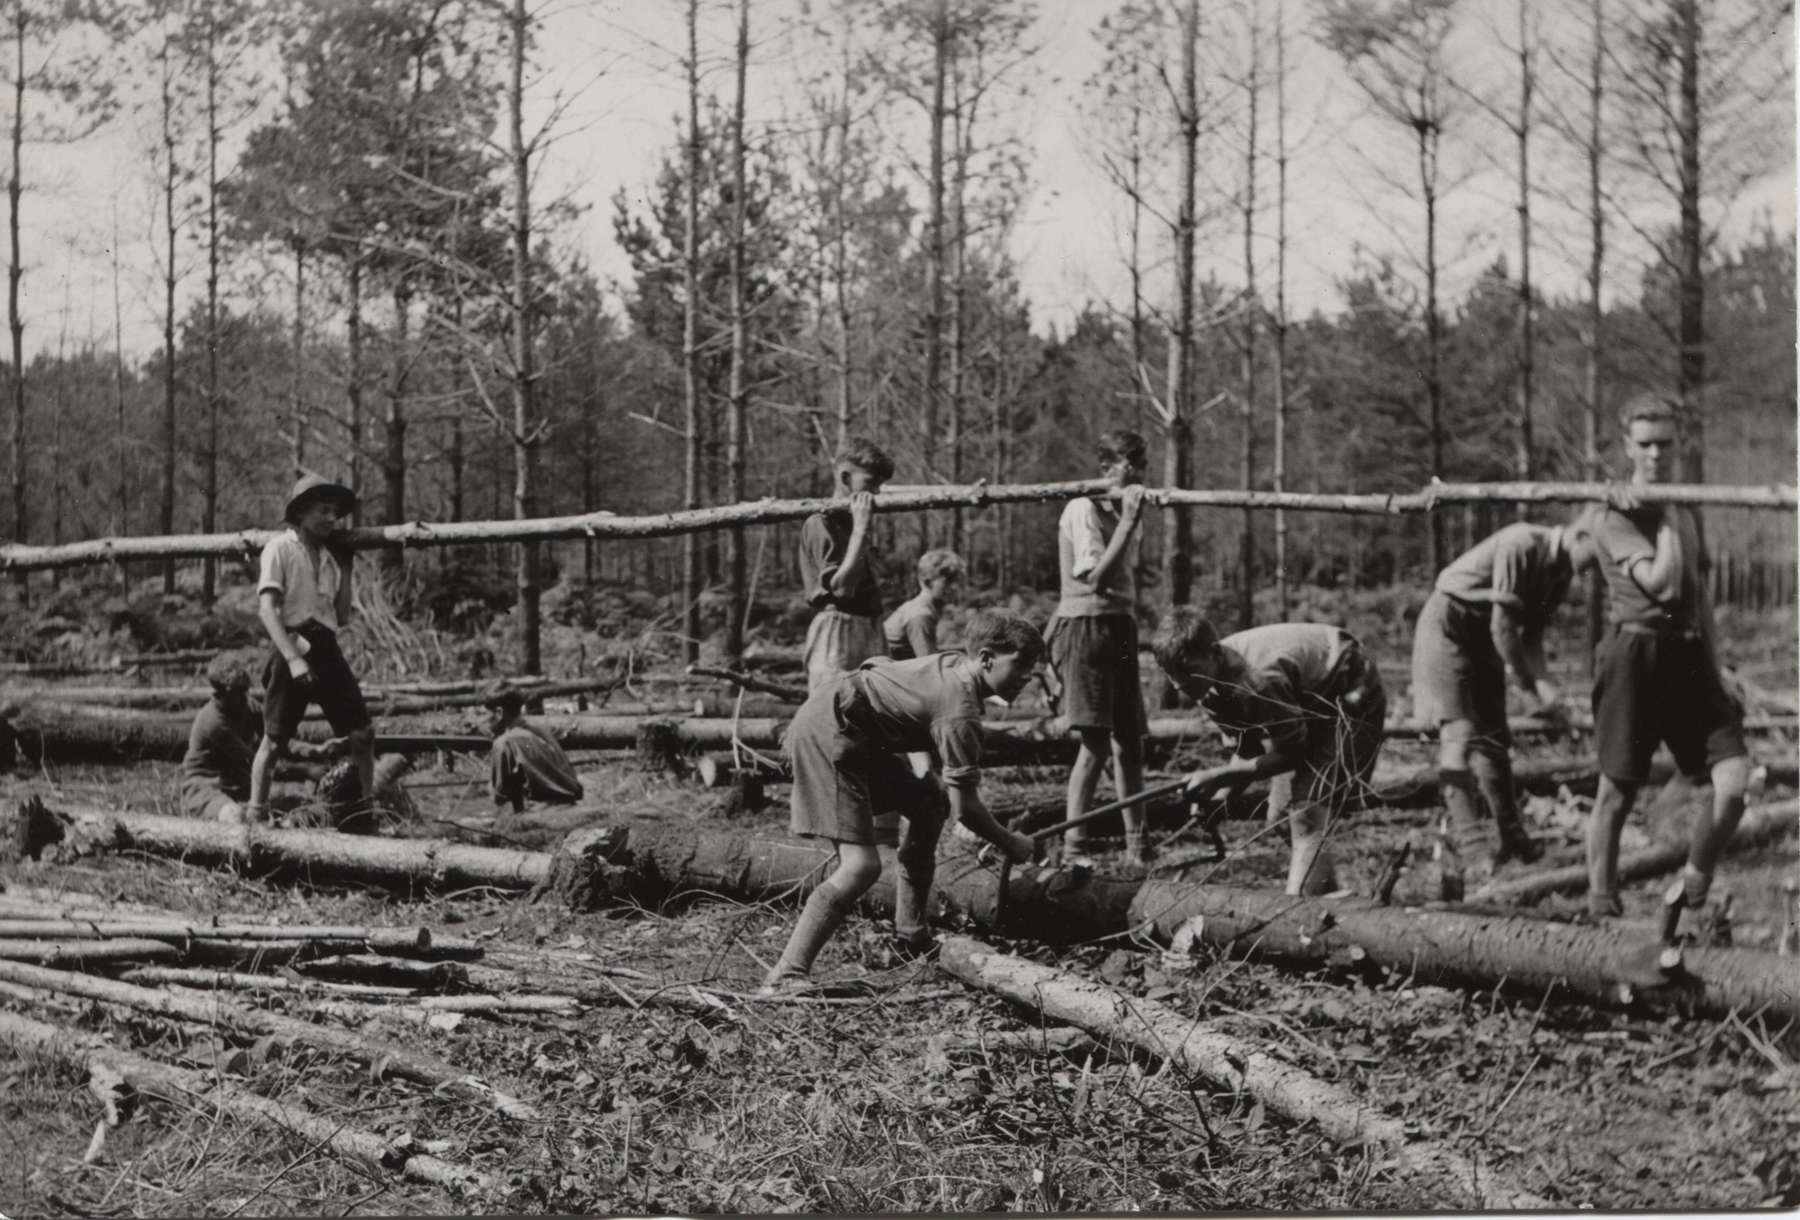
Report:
762,611,1041,994
1152,608,1386,896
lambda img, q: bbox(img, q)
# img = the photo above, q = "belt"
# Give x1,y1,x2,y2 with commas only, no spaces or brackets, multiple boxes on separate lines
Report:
1616,621,1702,641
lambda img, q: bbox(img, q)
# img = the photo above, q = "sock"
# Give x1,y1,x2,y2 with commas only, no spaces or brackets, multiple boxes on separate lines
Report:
1468,749,1523,842
767,884,858,984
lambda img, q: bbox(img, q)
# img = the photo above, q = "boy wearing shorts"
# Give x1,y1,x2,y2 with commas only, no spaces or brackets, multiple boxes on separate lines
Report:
246,473,376,832
1049,430,1150,866
800,436,893,692
180,651,342,822
1154,609,1386,896
762,612,1041,992
1587,394,1749,944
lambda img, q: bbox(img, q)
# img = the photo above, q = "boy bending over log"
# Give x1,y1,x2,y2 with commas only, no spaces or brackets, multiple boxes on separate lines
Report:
1153,610,1386,896
761,611,1040,994
181,651,345,823
1048,429,1152,867
482,680,583,814
1412,508,1602,895
1587,394,1750,945
246,474,376,832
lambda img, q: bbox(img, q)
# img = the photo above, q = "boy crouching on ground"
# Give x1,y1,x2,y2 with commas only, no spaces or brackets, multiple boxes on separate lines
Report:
762,611,1041,994
1152,609,1386,896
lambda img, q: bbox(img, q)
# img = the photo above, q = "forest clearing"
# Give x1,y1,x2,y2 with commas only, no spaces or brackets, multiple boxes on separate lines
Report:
0,0,1796,1214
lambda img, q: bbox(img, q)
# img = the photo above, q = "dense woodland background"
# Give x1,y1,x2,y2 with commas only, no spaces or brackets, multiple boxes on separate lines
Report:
0,0,1792,670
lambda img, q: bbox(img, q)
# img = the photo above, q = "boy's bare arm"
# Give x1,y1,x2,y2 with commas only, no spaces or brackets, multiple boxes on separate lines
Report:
1081,485,1146,592
828,491,876,599
258,591,306,671
1490,605,1558,706
1187,740,1299,796
948,785,1032,862
1625,513,1684,604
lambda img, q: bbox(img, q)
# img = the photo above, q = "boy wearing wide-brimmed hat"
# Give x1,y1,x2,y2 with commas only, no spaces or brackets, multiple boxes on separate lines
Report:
246,473,376,831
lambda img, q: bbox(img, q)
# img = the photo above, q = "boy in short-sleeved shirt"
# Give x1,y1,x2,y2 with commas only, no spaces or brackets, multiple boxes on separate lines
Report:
182,651,343,822
1155,614,1386,896
884,548,964,661
800,436,893,693
246,473,377,832
1049,429,1151,866
1585,395,1748,944
762,613,1042,994
1411,514,1600,894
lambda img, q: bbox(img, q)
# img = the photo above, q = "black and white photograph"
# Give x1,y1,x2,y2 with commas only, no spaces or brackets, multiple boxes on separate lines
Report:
0,0,1794,1212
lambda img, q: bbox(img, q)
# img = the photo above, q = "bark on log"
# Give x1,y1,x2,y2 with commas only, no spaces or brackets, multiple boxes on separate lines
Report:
4,480,1788,571
1471,799,1799,907
0,1008,491,1195
1129,882,1800,1025
685,665,808,703
1,706,488,765
0,937,182,965
20,677,632,716
0,958,538,1120
938,936,1544,1210
118,965,419,997
0,920,433,949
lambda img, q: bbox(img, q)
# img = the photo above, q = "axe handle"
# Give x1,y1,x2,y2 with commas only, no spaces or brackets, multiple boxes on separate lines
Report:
1027,777,1189,843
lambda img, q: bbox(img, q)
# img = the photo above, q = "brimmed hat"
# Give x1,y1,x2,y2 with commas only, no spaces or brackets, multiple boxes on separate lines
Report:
479,680,525,713
285,472,357,523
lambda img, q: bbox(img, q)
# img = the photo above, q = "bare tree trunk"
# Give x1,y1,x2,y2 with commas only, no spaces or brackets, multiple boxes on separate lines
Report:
112,199,128,590
291,242,307,475
7,9,24,604
159,31,179,597
1165,0,1200,608
1420,118,1446,574
347,257,364,496
1513,0,1535,506
383,286,410,573
1674,0,1704,481
947,47,969,556
724,0,750,663
681,0,702,662
1583,0,1607,670
921,0,950,543
1272,4,1290,619
202,5,221,602
508,0,541,674
1237,19,1259,630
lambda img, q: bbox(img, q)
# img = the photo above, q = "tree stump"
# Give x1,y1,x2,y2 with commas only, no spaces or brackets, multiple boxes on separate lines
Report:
635,719,685,773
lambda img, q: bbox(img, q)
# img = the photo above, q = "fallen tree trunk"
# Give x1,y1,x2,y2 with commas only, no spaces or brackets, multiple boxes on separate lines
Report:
118,965,418,998
0,919,434,950
1,706,488,766
939,936,1544,1210
0,937,182,965
1129,880,1800,1025
20,677,631,716
0,1008,490,1195
0,958,537,1120
1471,799,1799,907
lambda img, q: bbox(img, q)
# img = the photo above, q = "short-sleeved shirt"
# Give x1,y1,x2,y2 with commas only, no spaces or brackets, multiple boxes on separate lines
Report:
1056,496,1137,617
1201,623,1357,758
799,511,882,618
491,721,584,804
844,651,986,788
1593,504,1707,627
258,529,344,630
1435,523,1572,629
181,697,260,801
883,591,940,660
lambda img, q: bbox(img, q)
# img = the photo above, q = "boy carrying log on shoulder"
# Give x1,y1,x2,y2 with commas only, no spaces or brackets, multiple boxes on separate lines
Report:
1586,394,1750,946
761,611,1041,994
1152,609,1386,896
246,474,376,833
885,548,965,661
800,436,894,692
1412,508,1603,896
1049,429,1152,868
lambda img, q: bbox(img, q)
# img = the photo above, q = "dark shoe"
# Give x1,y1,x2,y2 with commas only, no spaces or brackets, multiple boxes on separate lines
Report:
1586,890,1624,922
1495,829,1542,866
1658,879,1688,945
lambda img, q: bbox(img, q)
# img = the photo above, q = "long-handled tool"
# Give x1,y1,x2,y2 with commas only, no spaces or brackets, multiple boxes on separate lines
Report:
991,777,1200,928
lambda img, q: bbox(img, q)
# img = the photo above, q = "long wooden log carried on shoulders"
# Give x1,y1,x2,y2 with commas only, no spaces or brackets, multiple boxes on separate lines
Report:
939,936,1546,1210
0,1008,491,1195
3,480,1791,571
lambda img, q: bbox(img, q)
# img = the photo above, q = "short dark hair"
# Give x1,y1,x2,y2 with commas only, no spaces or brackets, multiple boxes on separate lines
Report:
1150,606,1221,673
1098,429,1148,470
205,651,254,693
1619,392,1681,432
967,611,1044,667
836,435,896,482
480,680,525,715
916,548,965,584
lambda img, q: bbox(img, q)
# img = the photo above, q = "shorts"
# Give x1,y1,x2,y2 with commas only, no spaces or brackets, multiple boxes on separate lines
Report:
1592,625,1746,784
262,621,372,742
1410,591,1509,744
1048,613,1147,737
179,779,242,821
785,675,944,846
1269,646,1387,819
804,609,885,693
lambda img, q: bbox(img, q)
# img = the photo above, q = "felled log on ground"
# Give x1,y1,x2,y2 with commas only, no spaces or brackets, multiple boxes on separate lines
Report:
0,1008,490,1195
1129,879,1800,1025
0,705,487,766
1471,799,1799,907
939,936,1544,1210
0,957,537,1120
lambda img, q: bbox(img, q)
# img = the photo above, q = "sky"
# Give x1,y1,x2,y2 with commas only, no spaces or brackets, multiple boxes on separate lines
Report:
19,0,1798,360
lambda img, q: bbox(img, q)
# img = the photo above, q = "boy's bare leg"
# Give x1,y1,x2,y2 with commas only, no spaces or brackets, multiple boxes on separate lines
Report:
1435,720,1487,895
894,807,947,943
1286,798,1336,896
1111,732,1147,860
1470,741,1535,860
1681,754,1751,904
1063,729,1108,856
1586,775,1639,916
247,736,283,822
765,842,883,988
